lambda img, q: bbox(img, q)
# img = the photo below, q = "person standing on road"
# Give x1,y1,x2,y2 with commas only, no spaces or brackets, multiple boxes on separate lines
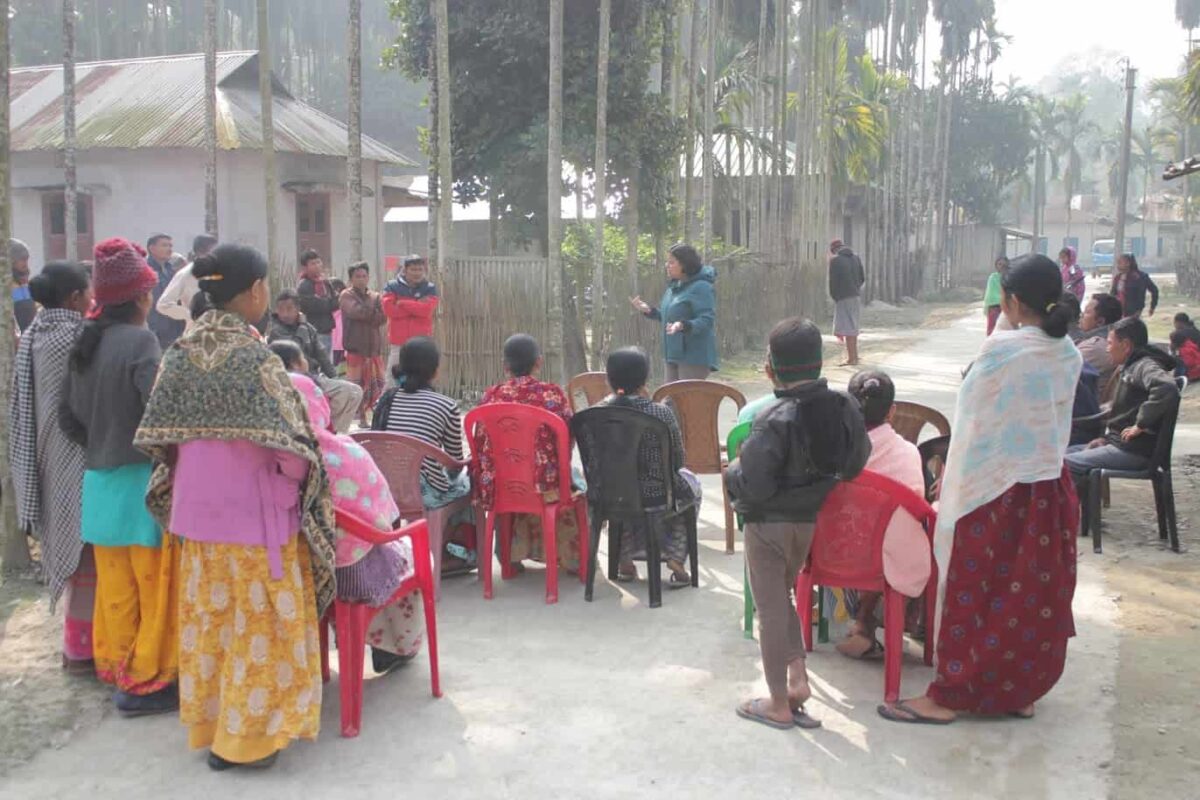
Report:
726,318,870,730
10,262,94,671
879,254,1081,725
382,254,439,370
1058,246,1086,303
145,233,186,348
156,233,218,334
984,256,1008,336
629,243,719,382
1112,253,1158,320
296,249,340,356
60,238,177,717
338,262,388,421
828,239,865,366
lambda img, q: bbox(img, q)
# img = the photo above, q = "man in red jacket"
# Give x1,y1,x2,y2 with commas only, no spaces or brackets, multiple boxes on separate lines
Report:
381,254,439,369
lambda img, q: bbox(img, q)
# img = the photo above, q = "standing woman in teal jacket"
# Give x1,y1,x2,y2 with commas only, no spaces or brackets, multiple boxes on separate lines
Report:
629,244,719,381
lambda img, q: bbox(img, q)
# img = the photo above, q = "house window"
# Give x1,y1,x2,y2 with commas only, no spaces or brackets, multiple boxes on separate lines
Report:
42,192,94,261
1130,236,1146,257
1037,237,1048,255
731,211,742,246
1063,236,1079,251
1157,237,1165,257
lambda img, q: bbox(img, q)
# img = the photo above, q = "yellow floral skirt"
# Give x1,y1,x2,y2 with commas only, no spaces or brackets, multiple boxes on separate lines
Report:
178,536,321,764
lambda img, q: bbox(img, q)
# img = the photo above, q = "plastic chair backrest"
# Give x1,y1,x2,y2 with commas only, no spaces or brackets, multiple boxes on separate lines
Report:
651,380,747,474
351,431,465,519
567,372,612,412
572,405,676,515
1149,386,1183,471
463,403,574,515
808,470,935,589
726,420,752,462
916,434,951,497
891,402,951,445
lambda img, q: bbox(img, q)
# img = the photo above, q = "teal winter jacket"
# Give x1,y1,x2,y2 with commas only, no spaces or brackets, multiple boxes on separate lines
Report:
646,265,719,371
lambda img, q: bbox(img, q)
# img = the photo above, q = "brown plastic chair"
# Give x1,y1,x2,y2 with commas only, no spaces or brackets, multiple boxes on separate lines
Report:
351,431,471,601
567,372,612,412
891,402,951,445
651,380,747,554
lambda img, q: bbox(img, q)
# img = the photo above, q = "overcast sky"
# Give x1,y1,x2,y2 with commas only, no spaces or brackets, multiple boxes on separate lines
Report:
991,0,1189,83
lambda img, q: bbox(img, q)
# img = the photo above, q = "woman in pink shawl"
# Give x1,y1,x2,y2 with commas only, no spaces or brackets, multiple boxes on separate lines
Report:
1058,246,1086,302
270,340,424,675
836,370,929,660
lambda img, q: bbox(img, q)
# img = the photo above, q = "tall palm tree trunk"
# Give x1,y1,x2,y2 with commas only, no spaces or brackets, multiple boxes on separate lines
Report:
546,0,566,382
203,0,219,237
347,0,363,262
752,0,768,253
64,0,78,263
683,0,700,243
257,0,279,286
701,0,715,259
590,0,612,367
0,0,26,571
433,0,452,278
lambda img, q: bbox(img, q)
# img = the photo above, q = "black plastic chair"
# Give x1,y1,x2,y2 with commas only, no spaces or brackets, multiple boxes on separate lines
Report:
1086,389,1183,554
571,405,700,609
917,434,951,502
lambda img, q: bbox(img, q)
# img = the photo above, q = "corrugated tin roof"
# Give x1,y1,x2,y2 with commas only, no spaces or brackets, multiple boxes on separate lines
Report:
10,51,414,166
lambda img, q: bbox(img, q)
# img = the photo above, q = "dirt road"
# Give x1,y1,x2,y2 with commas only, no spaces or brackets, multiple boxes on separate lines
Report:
1,307,1196,799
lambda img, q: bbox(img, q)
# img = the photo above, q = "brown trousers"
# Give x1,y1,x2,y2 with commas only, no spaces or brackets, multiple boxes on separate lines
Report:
745,521,816,701
664,362,711,382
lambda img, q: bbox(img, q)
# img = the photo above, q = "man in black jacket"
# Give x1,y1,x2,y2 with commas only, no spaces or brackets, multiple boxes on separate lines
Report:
296,248,340,355
726,317,871,730
828,239,866,366
1065,317,1180,514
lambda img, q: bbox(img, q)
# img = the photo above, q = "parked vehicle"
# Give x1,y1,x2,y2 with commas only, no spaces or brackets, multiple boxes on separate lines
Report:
1091,239,1114,272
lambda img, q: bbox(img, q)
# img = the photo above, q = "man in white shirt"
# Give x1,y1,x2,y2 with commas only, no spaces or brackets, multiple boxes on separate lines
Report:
157,233,218,329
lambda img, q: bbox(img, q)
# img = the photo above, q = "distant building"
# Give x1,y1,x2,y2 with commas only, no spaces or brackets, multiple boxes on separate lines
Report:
9,51,413,274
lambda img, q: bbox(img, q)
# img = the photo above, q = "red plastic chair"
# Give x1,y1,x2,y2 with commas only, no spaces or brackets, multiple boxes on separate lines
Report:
462,403,590,604
794,470,938,704
319,513,442,738
351,431,471,600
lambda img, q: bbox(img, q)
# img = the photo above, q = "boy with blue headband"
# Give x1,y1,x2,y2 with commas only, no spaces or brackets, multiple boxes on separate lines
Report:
726,316,870,730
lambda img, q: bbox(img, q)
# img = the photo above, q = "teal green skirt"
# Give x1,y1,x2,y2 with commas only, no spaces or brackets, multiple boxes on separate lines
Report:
81,463,162,548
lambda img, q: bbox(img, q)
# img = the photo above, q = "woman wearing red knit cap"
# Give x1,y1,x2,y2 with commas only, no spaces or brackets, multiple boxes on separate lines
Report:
60,237,179,717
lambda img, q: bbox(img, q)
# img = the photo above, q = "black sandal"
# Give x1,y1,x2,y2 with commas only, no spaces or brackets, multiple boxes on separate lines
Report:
668,571,691,589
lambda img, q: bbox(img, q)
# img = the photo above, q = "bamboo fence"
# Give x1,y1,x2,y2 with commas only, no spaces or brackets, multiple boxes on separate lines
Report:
438,255,552,402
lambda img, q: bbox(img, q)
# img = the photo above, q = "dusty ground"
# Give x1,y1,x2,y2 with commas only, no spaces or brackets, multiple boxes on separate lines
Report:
1,296,1197,799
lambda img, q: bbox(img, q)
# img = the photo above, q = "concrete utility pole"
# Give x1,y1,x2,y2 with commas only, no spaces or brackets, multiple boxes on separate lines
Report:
1112,61,1136,272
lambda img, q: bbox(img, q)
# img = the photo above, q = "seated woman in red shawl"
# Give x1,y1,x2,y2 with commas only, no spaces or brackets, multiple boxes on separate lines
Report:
474,334,583,574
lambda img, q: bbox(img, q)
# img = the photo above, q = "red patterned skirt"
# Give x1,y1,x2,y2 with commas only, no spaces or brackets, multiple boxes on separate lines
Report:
928,468,1079,713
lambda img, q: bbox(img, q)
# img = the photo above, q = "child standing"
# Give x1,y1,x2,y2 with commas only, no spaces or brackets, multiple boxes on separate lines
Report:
382,255,439,370
725,318,870,729
60,238,177,715
135,244,337,770
984,257,1008,336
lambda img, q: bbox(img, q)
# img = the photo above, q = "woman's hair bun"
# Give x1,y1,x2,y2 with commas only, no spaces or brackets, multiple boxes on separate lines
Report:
191,252,220,280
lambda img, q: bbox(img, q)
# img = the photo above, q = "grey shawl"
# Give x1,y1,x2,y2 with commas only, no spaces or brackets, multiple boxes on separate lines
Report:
9,308,86,609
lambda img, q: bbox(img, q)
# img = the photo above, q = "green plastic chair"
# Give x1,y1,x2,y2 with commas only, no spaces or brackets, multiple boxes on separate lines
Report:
730,419,828,643
726,422,754,639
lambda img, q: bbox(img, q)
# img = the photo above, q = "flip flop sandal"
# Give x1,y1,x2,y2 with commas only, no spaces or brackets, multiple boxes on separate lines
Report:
836,635,884,661
667,572,691,590
1009,709,1036,720
877,701,955,726
792,707,822,729
736,700,794,731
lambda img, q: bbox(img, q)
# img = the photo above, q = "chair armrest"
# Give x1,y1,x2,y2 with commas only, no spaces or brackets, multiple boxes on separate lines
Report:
335,508,420,546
